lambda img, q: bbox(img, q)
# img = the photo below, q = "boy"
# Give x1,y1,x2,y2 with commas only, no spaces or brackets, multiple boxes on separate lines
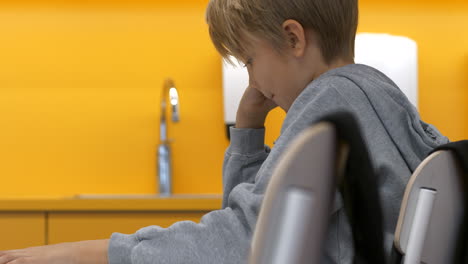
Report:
0,0,448,263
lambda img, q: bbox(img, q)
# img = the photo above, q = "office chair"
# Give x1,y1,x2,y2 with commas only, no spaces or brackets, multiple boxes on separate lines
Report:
250,112,386,264
393,143,467,264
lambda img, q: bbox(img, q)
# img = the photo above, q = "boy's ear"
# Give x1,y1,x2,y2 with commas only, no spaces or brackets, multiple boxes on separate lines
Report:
282,19,306,57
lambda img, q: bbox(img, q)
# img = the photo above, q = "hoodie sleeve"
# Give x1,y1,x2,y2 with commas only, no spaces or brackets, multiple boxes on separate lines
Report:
222,127,270,207
108,127,270,264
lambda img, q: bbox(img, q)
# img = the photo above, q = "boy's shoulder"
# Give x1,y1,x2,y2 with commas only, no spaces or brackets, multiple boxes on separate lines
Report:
317,63,394,87
284,63,412,131
308,63,402,103
293,64,388,105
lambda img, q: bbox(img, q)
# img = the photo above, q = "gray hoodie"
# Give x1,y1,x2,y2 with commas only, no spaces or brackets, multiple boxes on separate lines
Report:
108,64,448,264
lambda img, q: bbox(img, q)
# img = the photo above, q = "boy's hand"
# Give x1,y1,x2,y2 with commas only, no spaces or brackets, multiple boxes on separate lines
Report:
0,240,109,264
236,85,277,129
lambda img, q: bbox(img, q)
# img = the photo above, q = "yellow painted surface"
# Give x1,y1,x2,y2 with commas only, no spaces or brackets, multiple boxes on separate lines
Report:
0,196,219,247
0,1,226,196
0,213,45,250
0,195,222,211
0,0,466,197
48,212,208,244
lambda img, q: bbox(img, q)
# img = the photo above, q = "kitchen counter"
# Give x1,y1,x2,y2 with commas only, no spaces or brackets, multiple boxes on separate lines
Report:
0,194,223,212
0,194,223,249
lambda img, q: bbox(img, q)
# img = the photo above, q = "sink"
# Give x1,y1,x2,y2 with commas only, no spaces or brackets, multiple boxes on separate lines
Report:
73,194,221,199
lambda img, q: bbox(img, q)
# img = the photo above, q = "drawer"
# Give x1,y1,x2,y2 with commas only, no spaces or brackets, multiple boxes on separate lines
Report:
0,213,45,250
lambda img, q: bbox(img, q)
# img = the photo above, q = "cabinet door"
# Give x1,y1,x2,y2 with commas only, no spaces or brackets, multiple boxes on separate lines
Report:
0,213,45,250
48,211,208,244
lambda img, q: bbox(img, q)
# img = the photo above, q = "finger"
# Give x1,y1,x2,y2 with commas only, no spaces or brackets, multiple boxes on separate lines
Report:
0,250,22,255
0,253,19,264
1,249,29,255
6,256,34,264
0,250,30,264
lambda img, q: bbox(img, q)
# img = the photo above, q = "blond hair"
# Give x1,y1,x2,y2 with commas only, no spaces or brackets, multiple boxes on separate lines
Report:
206,0,358,64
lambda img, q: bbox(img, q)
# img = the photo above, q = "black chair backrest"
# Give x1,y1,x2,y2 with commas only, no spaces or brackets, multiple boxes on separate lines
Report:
320,112,386,264
249,111,387,264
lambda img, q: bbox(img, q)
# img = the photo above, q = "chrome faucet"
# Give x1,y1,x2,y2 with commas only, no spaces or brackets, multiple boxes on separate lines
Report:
158,78,180,196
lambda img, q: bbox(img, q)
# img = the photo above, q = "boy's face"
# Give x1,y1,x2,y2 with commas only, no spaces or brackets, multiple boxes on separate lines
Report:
238,21,351,112
241,35,300,111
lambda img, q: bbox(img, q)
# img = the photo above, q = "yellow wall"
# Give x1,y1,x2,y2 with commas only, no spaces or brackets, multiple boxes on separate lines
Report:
0,0,466,197
0,0,227,196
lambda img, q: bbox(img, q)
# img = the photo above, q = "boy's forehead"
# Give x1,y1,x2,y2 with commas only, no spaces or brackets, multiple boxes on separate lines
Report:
238,31,263,50
232,32,256,57
221,28,272,62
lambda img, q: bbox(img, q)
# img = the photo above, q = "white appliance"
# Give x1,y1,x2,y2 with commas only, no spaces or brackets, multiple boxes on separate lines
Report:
354,33,418,107
222,57,249,127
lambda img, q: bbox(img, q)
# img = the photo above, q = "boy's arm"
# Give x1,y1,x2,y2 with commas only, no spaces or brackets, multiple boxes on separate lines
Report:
108,192,262,263
222,127,270,207
107,85,277,264
0,239,109,264
221,85,276,206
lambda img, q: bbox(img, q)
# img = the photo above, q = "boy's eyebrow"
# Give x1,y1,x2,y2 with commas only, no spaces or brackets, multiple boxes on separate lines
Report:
237,51,253,64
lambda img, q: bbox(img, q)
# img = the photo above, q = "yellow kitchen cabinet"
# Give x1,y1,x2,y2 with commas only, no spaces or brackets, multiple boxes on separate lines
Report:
0,213,46,250
47,211,209,244
0,196,222,246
